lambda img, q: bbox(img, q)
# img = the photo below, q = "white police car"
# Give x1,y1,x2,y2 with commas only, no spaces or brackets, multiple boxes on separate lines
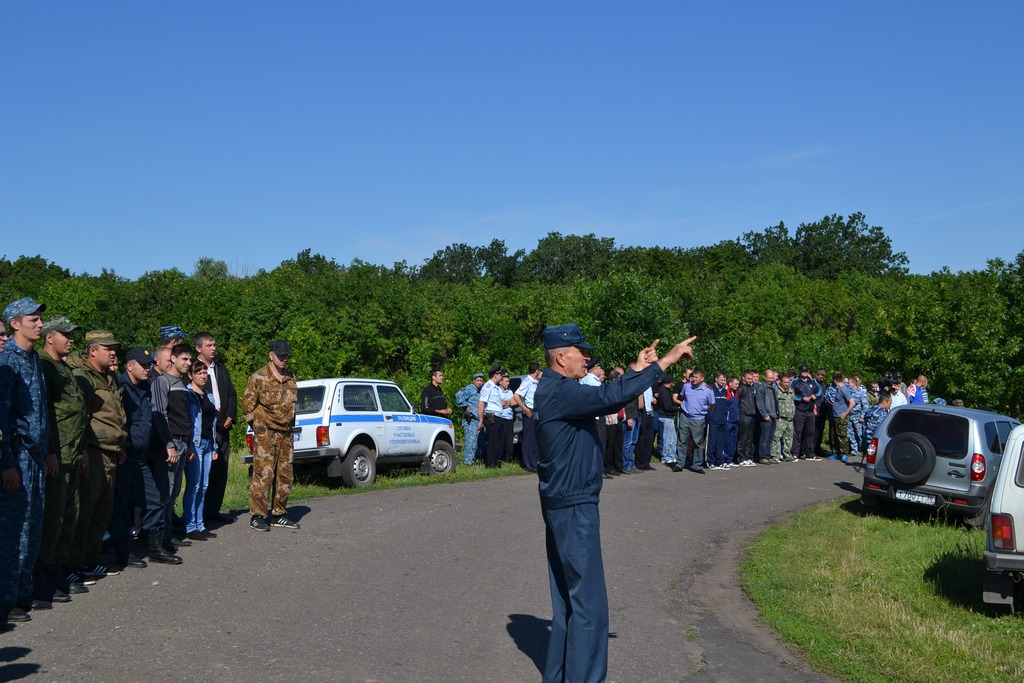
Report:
244,378,456,487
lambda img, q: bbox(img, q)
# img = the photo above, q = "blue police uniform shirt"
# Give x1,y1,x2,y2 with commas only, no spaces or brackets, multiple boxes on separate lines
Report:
0,341,50,467
515,374,539,410
679,382,715,419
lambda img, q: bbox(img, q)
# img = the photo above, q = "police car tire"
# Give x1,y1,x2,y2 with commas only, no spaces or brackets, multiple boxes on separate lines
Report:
428,441,457,476
340,445,376,488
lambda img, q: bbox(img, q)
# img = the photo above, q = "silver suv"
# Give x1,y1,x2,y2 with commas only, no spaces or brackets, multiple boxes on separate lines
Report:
861,404,1019,527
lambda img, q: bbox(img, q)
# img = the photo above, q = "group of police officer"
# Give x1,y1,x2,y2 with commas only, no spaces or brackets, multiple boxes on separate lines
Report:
0,298,237,627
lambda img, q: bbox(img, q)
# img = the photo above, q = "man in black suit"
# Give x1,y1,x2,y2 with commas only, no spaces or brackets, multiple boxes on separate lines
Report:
194,332,238,524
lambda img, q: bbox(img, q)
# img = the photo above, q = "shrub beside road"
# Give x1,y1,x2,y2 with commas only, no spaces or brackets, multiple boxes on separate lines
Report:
742,498,1024,683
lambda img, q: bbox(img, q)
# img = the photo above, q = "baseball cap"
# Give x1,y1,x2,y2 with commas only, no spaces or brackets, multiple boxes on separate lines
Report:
159,325,189,342
42,315,81,335
126,347,153,365
4,297,46,322
541,323,596,350
269,340,290,357
85,330,119,347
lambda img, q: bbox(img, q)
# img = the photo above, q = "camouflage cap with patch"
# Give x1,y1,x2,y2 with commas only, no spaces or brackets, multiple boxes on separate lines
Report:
85,330,119,347
42,315,82,335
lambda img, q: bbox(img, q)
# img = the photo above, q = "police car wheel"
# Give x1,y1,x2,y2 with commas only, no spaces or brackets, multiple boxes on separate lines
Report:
340,445,376,488
428,441,457,476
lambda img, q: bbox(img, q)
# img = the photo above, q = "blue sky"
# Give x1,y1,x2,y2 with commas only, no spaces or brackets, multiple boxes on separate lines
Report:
2,2,1021,278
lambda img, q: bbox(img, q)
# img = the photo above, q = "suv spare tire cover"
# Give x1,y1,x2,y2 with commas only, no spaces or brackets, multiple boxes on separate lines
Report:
883,432,936,484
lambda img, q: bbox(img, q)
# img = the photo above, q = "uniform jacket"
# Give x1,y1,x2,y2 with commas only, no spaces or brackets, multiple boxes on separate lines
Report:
117,372,153,459
0,341,50,466
534,363,664,510
40,349,87,467
776,385,796,421
68,352,126,454
242,363,297,432
455,382,481,421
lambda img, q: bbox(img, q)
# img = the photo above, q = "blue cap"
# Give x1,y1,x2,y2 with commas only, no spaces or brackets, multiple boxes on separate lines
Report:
159,325,189,342
542,323,596,350
472,372,485,379
126,347,153,366
4,297,46,322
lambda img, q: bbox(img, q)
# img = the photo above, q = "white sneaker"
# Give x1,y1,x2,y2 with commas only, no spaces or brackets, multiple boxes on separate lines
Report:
740,460,756,467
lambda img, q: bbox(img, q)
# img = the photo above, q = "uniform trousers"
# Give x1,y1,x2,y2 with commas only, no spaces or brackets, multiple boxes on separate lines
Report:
110,454,164,541
72,447,117,567
773,418,795,460
542,502,608,683
0,450,44,610
677,413,707,471
847,416,865,455
520,414,539,472
483,415,504,468
37,462,80,571
249,427,294,517
828,414,850,457
461,416,480,465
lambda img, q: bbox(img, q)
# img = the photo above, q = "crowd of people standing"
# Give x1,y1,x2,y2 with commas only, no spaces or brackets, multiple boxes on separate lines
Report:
0,296,301,627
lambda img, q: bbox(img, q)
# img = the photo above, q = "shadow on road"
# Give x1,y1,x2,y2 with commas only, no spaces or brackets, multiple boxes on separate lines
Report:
506,614,550,674
0,646,40,681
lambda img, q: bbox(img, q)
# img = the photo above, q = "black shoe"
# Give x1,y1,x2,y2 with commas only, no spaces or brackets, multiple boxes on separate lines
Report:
186,531,209,541
200,530,217,539
209,513,234,524
269,515,300,530
690,467,705,474
68,582,89,594
7,607,31,623
250,515,270,532
169,537,192,548
18,598,52,611
670,463,685,472
148,533,184,565
66,570,97,587
49,589,71,604
114,555,148,570
80,564,118,578
602,473,614,480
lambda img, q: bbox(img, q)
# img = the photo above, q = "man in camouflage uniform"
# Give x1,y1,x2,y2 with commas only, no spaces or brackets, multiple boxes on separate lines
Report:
68,330,126,578
773,372,797,462
35,316,88,604
0,298,49,623
243,340,298,532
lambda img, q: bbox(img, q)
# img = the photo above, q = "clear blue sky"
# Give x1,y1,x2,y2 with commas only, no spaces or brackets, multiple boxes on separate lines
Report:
2,2,1021,278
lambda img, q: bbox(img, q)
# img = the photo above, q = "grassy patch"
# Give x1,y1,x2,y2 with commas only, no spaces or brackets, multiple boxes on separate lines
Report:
741,497,1024,683
218,456,531,514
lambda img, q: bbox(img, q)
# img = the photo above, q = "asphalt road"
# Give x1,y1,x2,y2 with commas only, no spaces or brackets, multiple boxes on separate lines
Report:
0,460,859,683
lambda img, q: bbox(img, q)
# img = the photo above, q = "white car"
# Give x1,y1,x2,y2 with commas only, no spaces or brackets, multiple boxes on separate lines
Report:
984,424,1024,611
244,378,457,487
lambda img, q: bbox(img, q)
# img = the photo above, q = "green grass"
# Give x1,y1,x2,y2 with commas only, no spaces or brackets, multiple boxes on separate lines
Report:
741,498,1024,683
218,455,531,514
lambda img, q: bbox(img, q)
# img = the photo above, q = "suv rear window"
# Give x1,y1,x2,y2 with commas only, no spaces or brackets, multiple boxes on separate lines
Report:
296,387,325,415
887,410,968,457
343,385,379,412
985,420,1016,455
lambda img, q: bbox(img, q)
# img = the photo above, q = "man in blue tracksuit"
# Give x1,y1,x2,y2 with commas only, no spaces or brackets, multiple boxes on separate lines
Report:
534,323,695,683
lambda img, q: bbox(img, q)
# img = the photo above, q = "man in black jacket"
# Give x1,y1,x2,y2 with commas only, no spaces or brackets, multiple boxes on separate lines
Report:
194,332,237,525
113,348,181,567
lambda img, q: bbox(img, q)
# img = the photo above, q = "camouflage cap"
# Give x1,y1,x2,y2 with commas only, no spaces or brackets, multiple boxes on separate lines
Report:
42,315,82,335
3,297,46,322
159,325,189,342
85,330,119,347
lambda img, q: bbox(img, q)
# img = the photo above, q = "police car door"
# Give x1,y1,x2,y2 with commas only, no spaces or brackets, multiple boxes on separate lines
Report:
377,383,423,456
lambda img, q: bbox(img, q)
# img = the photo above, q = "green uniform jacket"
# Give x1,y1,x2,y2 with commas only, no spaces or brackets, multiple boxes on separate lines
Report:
776,385,797,421
40,349,88,467
68,352,126,453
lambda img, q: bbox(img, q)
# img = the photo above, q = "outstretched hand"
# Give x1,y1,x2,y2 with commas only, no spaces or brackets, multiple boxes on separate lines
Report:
634,336,697,372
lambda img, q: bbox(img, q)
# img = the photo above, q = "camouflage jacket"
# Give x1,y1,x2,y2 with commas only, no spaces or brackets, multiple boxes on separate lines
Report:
40,349,87,467
241,363,297,432
775,385,796,421
68,352,126,453
0,341,50,467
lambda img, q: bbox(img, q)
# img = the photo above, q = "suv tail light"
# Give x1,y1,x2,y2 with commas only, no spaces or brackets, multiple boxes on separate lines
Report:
866,438,878,465
317,426,330,448
970,453,986,482
992,514,1015,550
246,432,254,455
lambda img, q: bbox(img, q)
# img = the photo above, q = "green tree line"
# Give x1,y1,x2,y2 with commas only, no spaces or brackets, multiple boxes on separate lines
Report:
3,212,1023,425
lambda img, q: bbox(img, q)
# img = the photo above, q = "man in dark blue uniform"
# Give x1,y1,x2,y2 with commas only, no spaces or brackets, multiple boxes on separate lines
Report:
534,323,695,683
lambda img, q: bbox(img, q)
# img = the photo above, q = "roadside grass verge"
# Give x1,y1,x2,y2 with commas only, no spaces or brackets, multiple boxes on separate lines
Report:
741,498,1024,683
219,456,531,514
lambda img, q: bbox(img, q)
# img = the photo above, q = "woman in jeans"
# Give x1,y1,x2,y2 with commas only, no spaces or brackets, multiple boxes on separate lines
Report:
184,360,218,541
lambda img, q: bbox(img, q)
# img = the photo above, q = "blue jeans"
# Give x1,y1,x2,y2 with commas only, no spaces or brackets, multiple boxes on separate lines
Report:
658,416,677,462
184,438,214,533
621,419,640,469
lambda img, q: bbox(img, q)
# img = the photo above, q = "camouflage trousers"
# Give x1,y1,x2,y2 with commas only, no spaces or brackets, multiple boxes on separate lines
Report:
71,448,117,567
249,426,294,517
828,415,851,457
36,462,82,570
772,418,794,460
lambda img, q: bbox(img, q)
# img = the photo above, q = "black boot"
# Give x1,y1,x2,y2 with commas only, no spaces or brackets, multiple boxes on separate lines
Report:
112,538,148,570
148,533,183,565
34,567,70,603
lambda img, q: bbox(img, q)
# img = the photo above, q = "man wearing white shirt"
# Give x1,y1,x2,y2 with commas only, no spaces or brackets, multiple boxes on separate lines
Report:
514,362,543,472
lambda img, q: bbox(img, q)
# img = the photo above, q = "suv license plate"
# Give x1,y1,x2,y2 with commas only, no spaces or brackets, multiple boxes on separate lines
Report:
895,490,937,506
